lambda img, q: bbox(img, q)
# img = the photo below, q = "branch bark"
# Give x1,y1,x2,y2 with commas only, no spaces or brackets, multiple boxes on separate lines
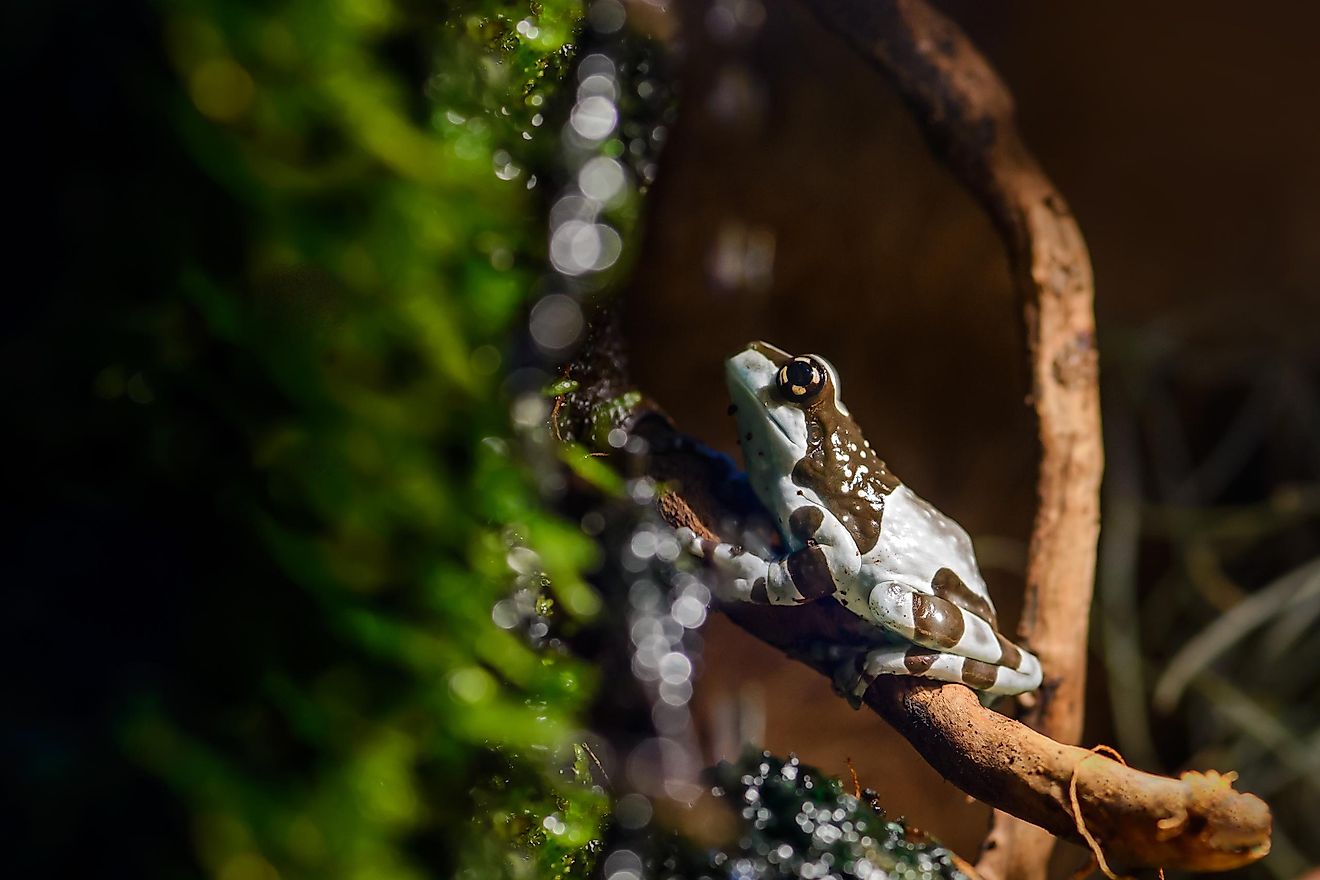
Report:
785,1,1103,876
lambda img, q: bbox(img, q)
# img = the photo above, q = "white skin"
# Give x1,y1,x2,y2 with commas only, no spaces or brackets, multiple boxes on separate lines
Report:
679,341,1042,698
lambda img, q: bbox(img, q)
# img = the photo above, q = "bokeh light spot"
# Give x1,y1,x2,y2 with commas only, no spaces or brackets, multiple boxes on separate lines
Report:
570,96,618,141
529,294,584,350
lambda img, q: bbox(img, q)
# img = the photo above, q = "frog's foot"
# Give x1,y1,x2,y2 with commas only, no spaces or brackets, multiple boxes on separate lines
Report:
830,651,870,709
675,526,775,602
854,645,1040,697
675,527,837,606
866,580,1042,691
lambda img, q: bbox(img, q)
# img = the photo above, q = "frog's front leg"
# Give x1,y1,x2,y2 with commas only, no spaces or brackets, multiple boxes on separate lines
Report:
676,524,858,606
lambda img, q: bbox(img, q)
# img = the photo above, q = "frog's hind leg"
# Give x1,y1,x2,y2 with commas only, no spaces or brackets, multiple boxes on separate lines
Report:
866,580,1041,685
852,645,1039,698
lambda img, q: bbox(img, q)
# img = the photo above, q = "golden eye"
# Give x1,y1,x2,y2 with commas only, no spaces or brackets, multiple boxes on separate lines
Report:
777,356,826,402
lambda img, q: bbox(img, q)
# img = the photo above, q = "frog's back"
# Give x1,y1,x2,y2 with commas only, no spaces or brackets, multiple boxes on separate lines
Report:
865,485,993,605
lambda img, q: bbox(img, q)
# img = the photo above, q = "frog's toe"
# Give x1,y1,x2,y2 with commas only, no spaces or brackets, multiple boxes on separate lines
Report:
830,655,867,709
857,645,1039,696
867,580,1038,677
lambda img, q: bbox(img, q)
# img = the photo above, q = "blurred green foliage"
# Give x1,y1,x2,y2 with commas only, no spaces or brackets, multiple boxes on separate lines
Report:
8,0,614,876
145,0,609,875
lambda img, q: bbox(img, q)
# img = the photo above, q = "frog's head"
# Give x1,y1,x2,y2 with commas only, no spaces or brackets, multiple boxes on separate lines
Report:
725,341,848,468
726,341,899,551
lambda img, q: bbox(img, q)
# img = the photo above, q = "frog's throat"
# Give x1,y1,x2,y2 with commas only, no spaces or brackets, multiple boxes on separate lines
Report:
725,349,808,459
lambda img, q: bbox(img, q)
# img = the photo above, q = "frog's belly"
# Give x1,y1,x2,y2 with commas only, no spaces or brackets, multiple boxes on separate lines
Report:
859,486,992,602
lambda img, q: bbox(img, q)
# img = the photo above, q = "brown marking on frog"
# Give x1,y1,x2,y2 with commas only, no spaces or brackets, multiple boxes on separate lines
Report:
930,567,999,629
777,362,900,555
903,645,940,674
787,545,836,601
995,633,1022,669
738,342,900,554
910,591,965,648
788,505,825,544
961,657,999,690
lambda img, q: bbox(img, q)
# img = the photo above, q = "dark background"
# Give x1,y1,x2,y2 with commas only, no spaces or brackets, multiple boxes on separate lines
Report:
624,1,1320,874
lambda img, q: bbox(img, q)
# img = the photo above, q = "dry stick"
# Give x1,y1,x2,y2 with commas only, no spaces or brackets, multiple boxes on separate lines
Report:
787,1,1102,877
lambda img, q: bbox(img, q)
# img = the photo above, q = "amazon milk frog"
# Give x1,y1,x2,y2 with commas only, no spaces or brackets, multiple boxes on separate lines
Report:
679,341,1042,698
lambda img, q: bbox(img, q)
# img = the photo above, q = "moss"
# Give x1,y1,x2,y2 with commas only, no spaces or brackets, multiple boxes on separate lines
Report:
657,751,967,880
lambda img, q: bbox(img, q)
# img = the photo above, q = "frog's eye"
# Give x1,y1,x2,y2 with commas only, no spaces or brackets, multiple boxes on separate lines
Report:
777,356,826,403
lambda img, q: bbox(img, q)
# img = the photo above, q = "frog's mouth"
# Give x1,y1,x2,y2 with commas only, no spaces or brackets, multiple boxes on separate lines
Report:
725,343,808,457
753,400,798,447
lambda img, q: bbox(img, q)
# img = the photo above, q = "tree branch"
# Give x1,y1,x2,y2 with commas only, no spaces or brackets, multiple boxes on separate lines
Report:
783,1,1103,876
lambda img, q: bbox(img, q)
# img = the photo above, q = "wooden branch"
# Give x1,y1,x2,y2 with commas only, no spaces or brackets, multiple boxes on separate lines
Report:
785,1,1103,876
555,322,1270,873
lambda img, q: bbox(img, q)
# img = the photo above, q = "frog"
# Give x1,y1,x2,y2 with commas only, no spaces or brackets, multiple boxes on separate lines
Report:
678,341,1041,699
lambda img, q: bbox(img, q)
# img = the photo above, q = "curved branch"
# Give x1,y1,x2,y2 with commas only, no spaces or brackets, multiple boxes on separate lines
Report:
785,1,1103,876
579,396,1269,873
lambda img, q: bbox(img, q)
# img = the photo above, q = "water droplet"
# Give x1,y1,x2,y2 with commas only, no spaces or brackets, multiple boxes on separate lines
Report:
491,600,519,629
604,848,642,880
529,294,584,350
614,793,652,829
578,156,627,204
579,53,616,80
589,0,628,34
579,73,618,102
672,594,707,628
550,221,622,275
570,95,618,141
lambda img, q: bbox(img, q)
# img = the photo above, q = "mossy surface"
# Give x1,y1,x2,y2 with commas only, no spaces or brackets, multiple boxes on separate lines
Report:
655,751,967,880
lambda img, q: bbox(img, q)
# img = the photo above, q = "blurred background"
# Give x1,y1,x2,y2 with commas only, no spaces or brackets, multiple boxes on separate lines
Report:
6,0,1318,877
628,1,1320,876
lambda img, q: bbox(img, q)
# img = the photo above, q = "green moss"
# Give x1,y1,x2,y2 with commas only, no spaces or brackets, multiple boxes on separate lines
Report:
66,0,609,876
658,752,968,880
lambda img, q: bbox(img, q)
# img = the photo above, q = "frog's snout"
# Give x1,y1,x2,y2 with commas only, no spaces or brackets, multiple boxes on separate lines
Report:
725,341,789,382
743,340,792,364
